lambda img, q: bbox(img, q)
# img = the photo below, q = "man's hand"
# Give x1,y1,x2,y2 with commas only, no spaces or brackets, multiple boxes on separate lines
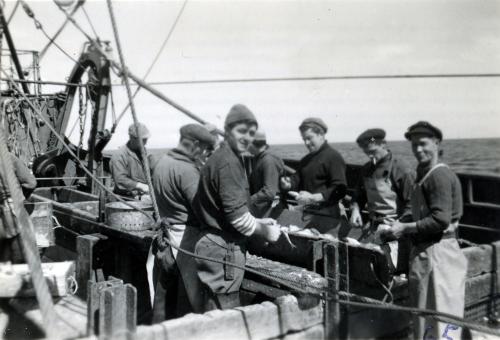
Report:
349,204,363,228
280,176,292,191
254,218,281,243
289,191,318,205
382,220,409,240
135,182,150,194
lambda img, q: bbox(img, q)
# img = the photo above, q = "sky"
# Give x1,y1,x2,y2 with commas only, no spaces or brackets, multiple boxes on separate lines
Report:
4,0,500,149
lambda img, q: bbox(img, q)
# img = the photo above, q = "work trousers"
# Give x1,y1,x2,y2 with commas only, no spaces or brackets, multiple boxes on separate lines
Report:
177,226,245,313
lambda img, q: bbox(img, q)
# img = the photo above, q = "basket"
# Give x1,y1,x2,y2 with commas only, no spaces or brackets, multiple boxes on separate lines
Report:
105,201,154,232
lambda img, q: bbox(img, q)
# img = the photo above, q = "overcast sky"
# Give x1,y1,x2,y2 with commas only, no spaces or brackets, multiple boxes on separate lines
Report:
5,0,500,148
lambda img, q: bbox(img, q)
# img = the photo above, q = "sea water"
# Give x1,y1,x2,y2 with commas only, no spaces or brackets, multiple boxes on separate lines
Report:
271,138,500,176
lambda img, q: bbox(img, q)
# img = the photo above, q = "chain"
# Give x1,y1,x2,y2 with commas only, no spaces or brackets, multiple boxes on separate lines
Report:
76,82,85,159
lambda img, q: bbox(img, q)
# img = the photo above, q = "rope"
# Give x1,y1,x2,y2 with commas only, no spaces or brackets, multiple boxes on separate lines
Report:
106,0,160,222
81,5,98,39
20,0,83,67
0,128,59,338
1,69,154,221
38,1,83,61
112,0,188,131
6,0,20,24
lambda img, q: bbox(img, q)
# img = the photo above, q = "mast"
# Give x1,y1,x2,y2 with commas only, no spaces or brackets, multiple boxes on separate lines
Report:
0,6,29,94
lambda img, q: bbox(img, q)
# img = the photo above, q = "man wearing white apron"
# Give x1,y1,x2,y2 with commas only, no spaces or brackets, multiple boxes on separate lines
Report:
149,124,216,321
383,121,467,339
350,128,414,271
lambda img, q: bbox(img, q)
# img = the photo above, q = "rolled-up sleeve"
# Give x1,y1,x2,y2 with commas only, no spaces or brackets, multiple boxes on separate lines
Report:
416,171,453,235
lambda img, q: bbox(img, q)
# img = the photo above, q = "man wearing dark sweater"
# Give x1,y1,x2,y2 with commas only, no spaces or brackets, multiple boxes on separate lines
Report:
383,121,467,340
280,117,348,236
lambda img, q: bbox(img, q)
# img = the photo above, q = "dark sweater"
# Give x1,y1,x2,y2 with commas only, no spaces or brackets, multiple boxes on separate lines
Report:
414,164,463,239
290,142,347,203
192,142,250,238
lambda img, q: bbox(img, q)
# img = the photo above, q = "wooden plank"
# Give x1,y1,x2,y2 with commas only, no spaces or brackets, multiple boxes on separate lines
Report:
76,234,102,299
241,278,289,299
135,295,323,340
0,261,75,297
324,243,342,339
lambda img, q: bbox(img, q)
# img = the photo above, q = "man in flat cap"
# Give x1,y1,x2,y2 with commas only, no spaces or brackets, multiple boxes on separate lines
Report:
151,123,216,321
382,121,466,339
110,122,151,198
177,104,281,313
280,117,349,236
349,128,414,271
248,130,285,218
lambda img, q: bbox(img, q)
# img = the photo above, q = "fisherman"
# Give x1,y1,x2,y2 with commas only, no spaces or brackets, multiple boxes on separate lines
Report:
109,122,151,198
382,121,467,340
349,128,414,270
248,130,285,218
176,104,281,312
150,123,216,321
0,153,37,264
280,117,348,236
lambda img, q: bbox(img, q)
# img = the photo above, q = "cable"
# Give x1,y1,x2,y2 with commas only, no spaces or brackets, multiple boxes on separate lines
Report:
106,0,160,221
81,5,98,39
110,73,500,87
54,0,224,136
6,0,20,24
1,68,154,221
0,77,86,87
112,0,188,131
37,0,83,62
20,0,83,68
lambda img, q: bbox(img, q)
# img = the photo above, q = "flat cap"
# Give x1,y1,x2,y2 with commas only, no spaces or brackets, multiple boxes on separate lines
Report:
404,121,443,141
180,124,216,146
254,130,267,143
224,104,258,128
356,128,386,145
299,117,328,133
128,122,150,138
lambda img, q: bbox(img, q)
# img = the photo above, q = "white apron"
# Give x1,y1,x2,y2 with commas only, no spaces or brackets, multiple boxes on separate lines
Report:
409,163,467,340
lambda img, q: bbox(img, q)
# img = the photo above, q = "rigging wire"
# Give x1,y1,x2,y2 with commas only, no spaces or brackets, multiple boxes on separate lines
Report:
37,0,84,61
81,5,99,39
54,0,223,135
20,0,81,66
0,77,87,87
6,0,20,24
1,68,154,221
112,0,188,132
106,0,160,222
110,72,500,87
